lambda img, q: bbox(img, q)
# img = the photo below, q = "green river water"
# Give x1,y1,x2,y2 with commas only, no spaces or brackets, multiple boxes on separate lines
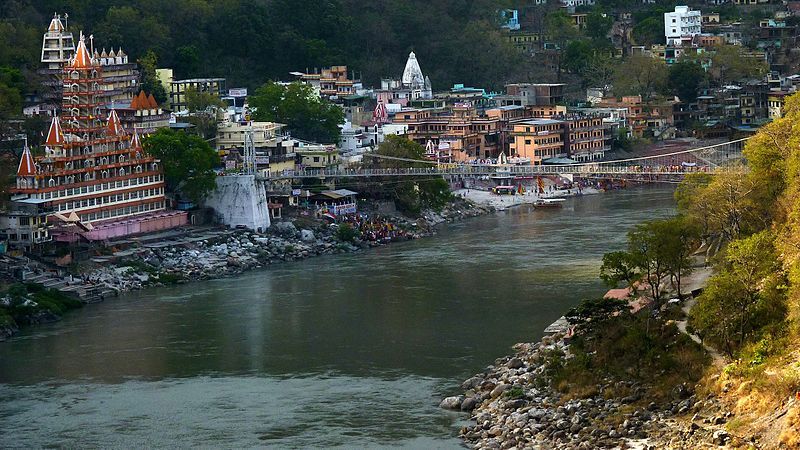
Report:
0,187,676,448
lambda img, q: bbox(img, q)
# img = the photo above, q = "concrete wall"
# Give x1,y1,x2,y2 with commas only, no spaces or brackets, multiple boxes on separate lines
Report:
204,175,271,232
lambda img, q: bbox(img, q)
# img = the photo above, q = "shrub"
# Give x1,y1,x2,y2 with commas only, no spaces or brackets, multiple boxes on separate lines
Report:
336,223,358,242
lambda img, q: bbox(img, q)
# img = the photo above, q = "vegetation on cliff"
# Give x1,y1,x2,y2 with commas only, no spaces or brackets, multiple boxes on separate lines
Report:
0,283,82,338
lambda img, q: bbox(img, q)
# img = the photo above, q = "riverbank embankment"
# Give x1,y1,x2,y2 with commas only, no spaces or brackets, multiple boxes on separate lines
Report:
443,265,739,449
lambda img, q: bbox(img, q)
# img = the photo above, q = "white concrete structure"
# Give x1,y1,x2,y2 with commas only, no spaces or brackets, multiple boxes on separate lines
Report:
665,6,702,45
204,175,270,231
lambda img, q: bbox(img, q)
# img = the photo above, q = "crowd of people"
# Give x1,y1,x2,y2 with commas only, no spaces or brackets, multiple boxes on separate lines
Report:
339,214,410,243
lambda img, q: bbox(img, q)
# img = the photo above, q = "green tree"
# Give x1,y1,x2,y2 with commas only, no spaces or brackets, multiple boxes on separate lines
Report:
709,45,768,85
632,16,664,46
371,136,452,216
249,81,344,143
185,86,224,113
690,231,786,356
613,54,668,102
600,250,641,291
143,128,220,203
668,60,706,103
546,10,580,81
138,50,168,105
175,45,201,79
659,216,699,298
627,220,672,303
585,11,613,43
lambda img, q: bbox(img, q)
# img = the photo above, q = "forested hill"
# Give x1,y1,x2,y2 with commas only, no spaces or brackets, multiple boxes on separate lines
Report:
0,0,525,91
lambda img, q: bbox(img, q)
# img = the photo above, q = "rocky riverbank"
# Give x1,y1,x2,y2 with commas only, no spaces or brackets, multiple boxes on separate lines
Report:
442,324,740,450
84,199,493,295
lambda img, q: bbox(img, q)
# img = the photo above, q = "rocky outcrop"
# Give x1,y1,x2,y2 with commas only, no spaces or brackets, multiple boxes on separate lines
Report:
448,336,734,449
85,200,492,295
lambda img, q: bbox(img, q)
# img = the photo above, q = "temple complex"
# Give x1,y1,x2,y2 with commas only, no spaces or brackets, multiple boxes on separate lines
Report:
5,33,183,248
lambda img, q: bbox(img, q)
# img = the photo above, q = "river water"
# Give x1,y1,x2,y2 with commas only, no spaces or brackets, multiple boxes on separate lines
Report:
0,187,676,449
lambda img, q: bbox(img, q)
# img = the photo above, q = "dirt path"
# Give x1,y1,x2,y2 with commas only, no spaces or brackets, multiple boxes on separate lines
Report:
674,265,726,367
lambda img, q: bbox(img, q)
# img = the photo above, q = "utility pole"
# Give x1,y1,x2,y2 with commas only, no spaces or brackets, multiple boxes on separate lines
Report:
244,126,255,175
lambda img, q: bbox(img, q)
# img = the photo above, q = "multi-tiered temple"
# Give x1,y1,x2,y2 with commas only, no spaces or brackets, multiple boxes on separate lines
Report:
7,34,185,248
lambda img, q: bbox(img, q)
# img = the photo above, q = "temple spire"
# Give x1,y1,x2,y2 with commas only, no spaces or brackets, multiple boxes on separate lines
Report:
45,116,64,146
107,109,124,136
69,32,93,69
47,13,64,32
130,129,142,149
402,51,425,89
17,140,36,178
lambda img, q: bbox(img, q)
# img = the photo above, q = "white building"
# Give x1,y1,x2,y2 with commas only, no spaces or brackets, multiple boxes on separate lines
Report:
664,6,702,45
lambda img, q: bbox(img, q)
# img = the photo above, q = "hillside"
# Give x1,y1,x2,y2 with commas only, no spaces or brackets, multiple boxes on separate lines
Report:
0,0,527,92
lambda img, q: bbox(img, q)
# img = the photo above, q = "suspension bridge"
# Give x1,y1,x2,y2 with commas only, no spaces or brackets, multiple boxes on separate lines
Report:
256,138,748,181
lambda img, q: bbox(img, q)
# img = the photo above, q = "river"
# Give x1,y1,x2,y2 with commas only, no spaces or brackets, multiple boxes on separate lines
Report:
0,187,676,448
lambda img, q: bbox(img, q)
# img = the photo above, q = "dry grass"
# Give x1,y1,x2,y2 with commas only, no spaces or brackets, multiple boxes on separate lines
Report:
779,405,800,448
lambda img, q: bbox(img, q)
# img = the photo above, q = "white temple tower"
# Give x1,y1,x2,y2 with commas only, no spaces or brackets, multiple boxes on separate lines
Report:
401,52,432,100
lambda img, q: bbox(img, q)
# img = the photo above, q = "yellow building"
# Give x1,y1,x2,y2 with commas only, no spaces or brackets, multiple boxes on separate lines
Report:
509,119,566,164
216,121,285,155
296,144,340,169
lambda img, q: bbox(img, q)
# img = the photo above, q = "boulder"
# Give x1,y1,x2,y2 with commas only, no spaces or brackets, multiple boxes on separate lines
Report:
507,357,524,369
713,430,729,445
439,395,465,410
273,221,297,236
461,396,478,411
490,383,511,398
300,229,316,242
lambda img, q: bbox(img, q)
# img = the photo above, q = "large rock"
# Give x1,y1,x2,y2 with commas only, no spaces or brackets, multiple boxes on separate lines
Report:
490,383,510,398
439,395,465,410
713,430,729,445
300,229,316,242
461,396,478,411
273,221,297,236
507,357,524,369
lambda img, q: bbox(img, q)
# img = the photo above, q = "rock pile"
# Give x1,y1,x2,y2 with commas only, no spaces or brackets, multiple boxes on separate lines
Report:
445,335,734,449
87,226,363,293
86,201,492,295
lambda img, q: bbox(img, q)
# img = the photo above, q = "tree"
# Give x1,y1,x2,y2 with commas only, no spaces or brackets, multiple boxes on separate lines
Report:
138,50,168,105
563,40,594,78
709,45,768,85
613,54,668,102
143,128,220,203
0,66,26,143
632,17,664,46
249,81,344,143
370,136,452,216
566,297,629,325
175,45,201,79
185,86,224,113
585,11,613,43
546,10,580,81
690,231,786,356
600,251,641,291
627,220,672,304
668,60,706,103
372,135,427,169
658,216,699,298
